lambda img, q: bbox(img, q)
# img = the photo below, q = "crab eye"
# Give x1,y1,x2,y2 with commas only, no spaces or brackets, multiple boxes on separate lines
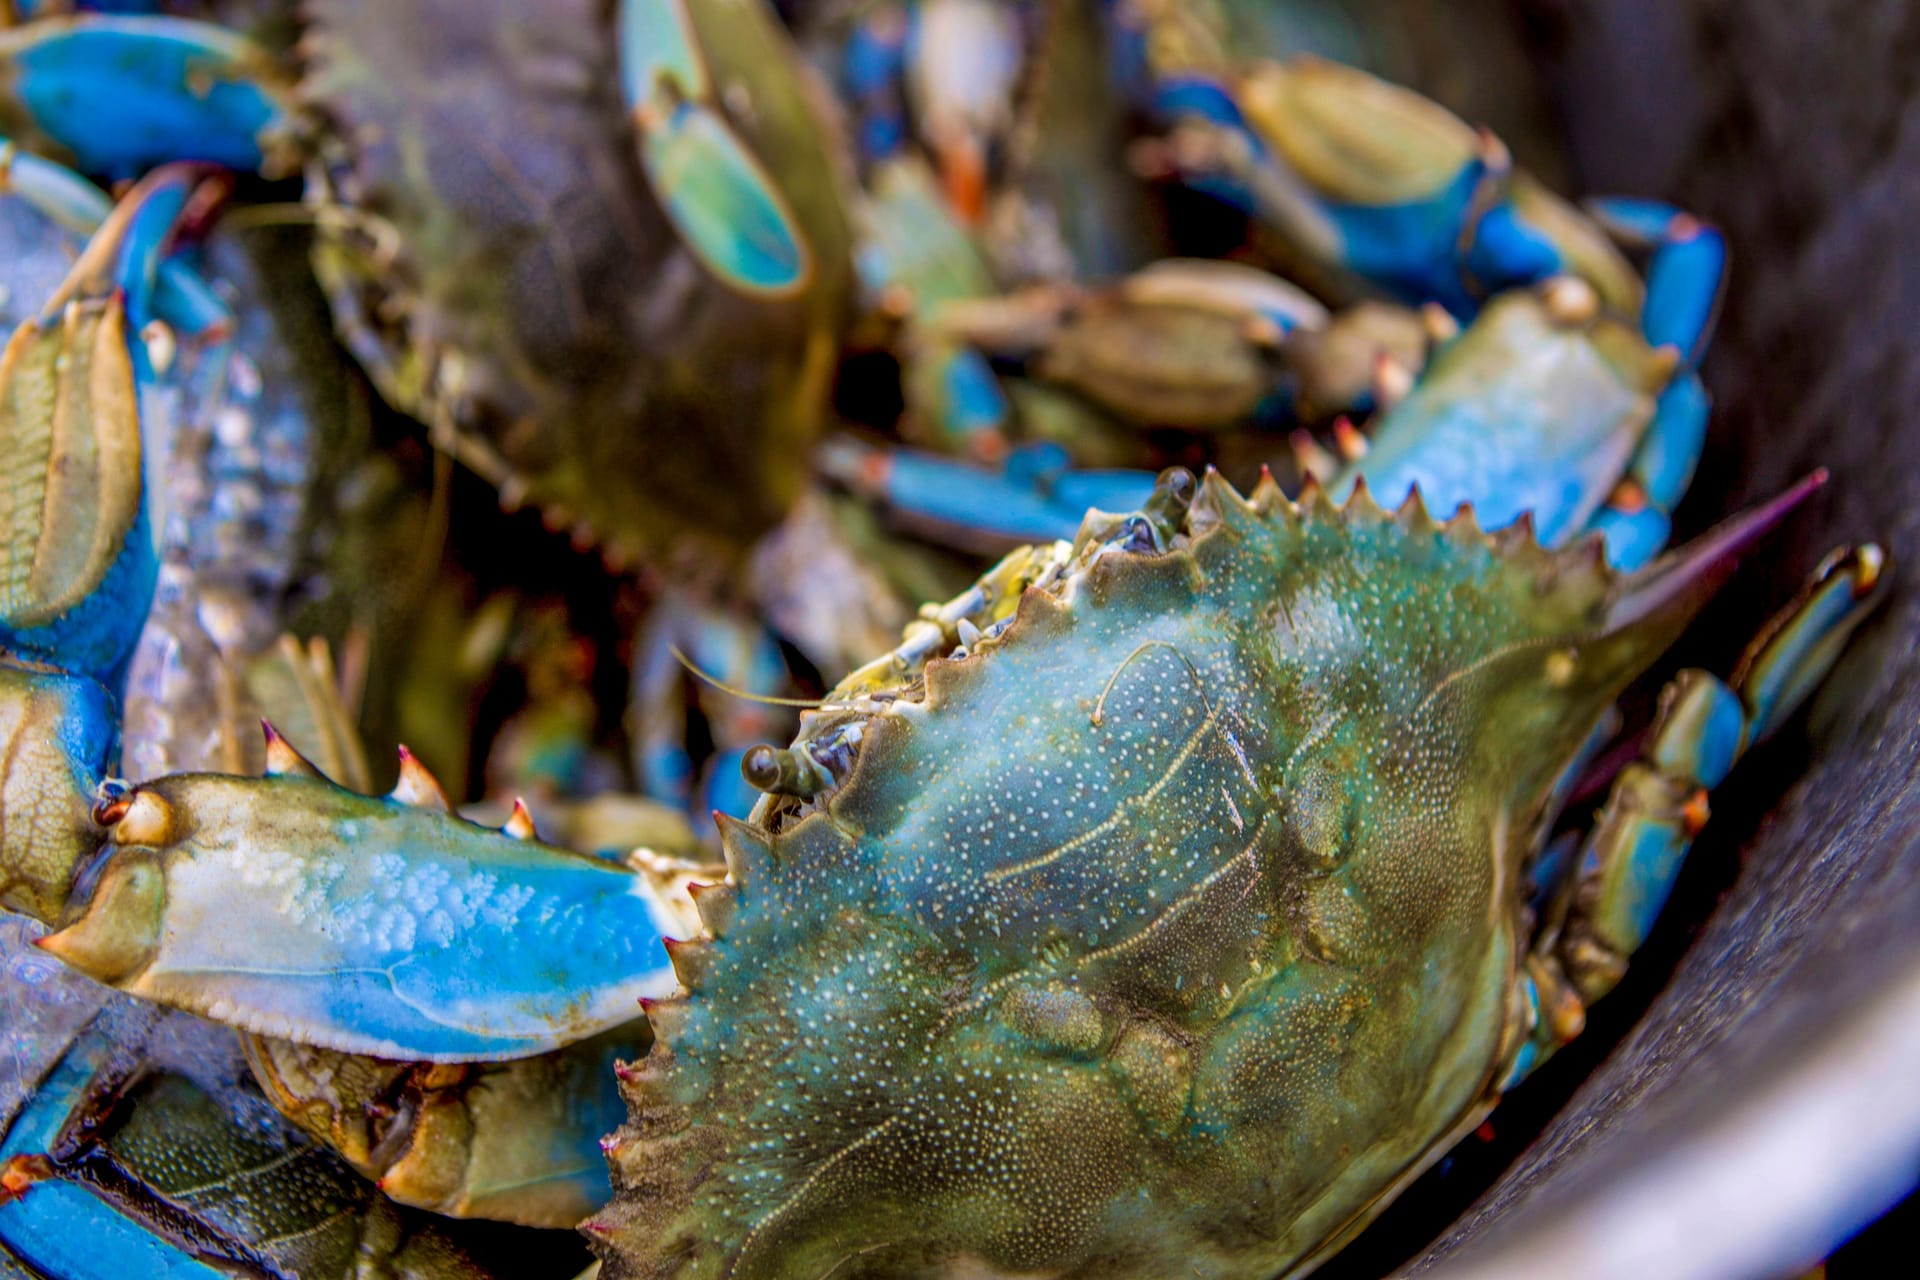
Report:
741,745,783,793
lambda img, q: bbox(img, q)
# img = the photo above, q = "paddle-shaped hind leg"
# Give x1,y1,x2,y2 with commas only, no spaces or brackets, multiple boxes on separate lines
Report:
1506,544,1889,1086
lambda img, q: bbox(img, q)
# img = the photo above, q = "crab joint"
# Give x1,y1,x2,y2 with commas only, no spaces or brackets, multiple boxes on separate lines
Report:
0,1154,54,1205
105,790,180,847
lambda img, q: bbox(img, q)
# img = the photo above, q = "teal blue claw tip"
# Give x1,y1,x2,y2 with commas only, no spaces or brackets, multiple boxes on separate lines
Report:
637,98,812,297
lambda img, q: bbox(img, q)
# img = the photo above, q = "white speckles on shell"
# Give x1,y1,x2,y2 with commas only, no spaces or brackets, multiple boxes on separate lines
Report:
605,476,1641,1277
110,774,683,1060
179,839,543,958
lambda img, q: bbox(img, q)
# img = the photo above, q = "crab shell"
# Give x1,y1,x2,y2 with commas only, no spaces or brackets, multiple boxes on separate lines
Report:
588,470,1745,1279
299,0,855,569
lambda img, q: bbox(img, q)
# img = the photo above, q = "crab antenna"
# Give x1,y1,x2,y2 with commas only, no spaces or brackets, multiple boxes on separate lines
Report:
667,644,827,708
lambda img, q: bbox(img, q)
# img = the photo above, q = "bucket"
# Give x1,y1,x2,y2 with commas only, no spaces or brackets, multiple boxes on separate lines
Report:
1349,4,1920,1276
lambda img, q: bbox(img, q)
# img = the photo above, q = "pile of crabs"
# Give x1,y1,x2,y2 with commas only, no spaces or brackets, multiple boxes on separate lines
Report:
0,2,1890,1278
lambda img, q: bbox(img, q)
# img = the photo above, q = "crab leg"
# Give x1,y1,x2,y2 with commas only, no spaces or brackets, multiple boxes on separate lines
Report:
0,162,227,692
0,1014,233,1279
1506,542,1889,1086
0,1005,535,1274
244,1024,645,1226
1,633,694,1226
819,434,1159,552
1589,371,1712,569
1576,198,1728,568
18,732,697,1063
1587,197,1729,367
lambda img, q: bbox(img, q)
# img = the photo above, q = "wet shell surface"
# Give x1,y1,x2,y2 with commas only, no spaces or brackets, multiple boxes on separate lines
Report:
586,469,1708,1279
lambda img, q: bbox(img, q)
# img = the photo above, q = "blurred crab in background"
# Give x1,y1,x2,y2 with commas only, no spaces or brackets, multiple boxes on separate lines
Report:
0,2,1895,1279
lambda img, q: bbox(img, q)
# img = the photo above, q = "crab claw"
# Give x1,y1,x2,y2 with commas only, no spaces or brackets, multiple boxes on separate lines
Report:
32,760,701,1062
0,666,116,927
0,15,293,178
620,0,812,296
0,162,233,691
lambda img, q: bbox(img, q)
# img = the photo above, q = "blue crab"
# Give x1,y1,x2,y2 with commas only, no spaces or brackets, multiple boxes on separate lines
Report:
836,155,1433,551
0,0,879,823
0,2,853,565
0,12,1894,1280
590,459,1883,1277
0,149,711,1253
0,147,563,1274
1125,47,1724,427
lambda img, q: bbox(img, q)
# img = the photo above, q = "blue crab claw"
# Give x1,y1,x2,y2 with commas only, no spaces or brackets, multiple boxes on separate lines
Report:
621,0,810,297
820,435,1159,552
1198,58,1706,351
1319,157,1493,315
0,164,228,689
635,97,812,297
1231,57,1504,311
618,0,709,103
0,665,117,928
0,16,292,179
2,142,233,346
1332,285,1674,553
33,735,703,1062
1332,270,1733,573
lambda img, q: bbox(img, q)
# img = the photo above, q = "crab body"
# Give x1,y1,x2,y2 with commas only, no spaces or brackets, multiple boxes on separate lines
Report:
303,0,855,566
590,470,1780,1279
2,0,858,566
0,14,1894,1277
